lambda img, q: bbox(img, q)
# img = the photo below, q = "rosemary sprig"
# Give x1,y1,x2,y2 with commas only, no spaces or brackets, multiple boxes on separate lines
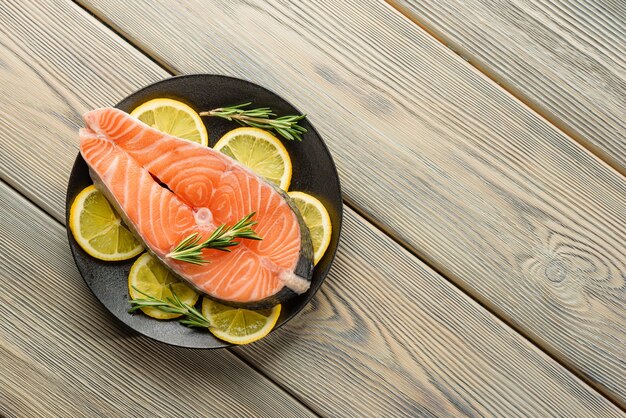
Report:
200,102,307,141
129,285,212,328
166,212,261,265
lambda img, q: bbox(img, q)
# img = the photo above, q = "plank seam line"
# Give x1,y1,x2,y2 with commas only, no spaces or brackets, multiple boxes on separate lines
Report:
69,0,623,410
0,176,66,229
382,0,626,179
229,352,323,417
72,0,177,74
0,174,322,417
18,3,319,414
344,196,625,411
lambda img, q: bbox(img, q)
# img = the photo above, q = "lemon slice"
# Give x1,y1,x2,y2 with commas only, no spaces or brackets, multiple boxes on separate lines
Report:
128,253,199,319
69,185,143,261
130,98,208,146
214,127,292,190
202,297,281,345
288,191,332,265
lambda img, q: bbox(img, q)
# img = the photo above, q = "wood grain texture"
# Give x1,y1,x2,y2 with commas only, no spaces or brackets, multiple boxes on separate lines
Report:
0,184,314,418
0,184,621,417
388,0,626,174
77,0,626,403
235,206,626,417
0,0,165,222
0,1,622,416
0,3,314,417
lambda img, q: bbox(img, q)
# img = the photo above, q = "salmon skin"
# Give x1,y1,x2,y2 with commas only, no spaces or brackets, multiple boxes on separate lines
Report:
79,107,313,308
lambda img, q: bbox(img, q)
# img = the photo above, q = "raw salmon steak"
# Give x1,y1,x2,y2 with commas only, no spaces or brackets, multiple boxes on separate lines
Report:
79,107,313,307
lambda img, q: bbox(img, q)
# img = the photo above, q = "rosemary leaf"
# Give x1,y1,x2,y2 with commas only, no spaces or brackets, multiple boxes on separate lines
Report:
129,285,213,329
200,103,306,141
166,212,261,265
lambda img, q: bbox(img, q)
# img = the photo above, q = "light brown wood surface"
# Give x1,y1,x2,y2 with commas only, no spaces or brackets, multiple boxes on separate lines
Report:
0,183,315,418
0,0,164,221
388,0,626,174
0,2,313,417
0,0,623,416
0,182,620,417
78,0,626,403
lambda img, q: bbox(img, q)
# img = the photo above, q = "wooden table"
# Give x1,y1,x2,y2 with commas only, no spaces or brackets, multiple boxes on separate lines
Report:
1,1,624,416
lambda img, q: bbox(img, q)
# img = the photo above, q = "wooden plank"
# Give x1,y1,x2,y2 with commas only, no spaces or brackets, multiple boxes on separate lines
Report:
0,3,314,417
234,207,626,416
0,1,622,416
0,184,620,417
0,0,165,222
0,183,314,418
76,0,626,403
388,0,626,174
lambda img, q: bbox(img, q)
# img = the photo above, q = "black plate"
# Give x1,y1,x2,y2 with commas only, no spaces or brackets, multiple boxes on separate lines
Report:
66,74,342,348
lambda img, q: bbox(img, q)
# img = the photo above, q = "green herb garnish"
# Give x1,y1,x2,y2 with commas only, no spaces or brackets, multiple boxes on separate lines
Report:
129,285,212,328
166,212,261,265
200,103,307,141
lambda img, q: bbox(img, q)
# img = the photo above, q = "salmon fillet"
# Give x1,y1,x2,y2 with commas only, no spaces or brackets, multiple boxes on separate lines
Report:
80,107,313,307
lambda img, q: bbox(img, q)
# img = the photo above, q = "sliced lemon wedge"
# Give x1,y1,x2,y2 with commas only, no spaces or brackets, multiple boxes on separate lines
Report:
69,185,143,261
288,191,332,265
202,297,281,345
128,253,199,320
130,98,208,146
214,127,292,190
